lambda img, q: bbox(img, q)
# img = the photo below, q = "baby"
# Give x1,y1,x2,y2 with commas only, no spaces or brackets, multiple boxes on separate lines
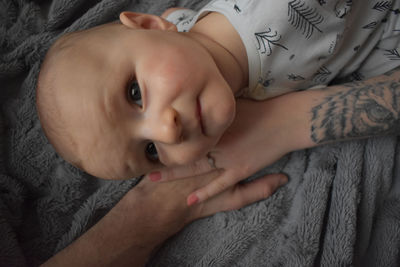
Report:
36,0,399,179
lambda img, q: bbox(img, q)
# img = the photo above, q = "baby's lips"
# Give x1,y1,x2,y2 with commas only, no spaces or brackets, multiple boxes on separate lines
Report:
197,98,206,135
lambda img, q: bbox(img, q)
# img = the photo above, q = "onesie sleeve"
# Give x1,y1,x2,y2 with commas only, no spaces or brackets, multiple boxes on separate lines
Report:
164,8,198,32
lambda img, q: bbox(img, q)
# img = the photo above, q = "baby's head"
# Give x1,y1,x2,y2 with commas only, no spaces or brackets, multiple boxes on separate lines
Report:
36,12,235,179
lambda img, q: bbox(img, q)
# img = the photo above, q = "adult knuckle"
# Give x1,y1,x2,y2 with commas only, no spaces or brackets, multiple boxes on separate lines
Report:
215,178,229,192
202,190,213,201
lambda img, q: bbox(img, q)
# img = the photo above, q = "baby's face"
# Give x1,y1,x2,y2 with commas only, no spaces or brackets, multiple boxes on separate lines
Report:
50,13,235,179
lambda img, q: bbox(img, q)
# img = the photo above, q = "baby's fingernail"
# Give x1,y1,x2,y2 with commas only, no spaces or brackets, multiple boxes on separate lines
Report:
279,175,288,186
149,172,161,182
187,194,199,206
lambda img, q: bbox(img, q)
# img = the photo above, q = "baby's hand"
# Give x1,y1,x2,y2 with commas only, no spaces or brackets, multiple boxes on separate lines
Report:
148,98,291,205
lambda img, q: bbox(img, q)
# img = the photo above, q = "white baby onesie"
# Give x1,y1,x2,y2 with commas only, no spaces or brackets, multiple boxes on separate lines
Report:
166,0,400,100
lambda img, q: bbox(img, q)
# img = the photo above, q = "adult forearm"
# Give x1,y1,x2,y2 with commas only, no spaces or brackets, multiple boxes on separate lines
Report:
157,68,400,203
273,67,400,152
310,68,400,144
42,191,157,267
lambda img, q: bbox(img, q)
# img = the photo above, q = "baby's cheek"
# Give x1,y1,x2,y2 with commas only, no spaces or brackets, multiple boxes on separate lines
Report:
167,143,208,166
213,87,236,128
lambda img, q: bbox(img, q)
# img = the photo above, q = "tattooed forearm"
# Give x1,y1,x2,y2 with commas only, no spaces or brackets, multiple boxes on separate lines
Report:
310,72,400,144
384,66,400,77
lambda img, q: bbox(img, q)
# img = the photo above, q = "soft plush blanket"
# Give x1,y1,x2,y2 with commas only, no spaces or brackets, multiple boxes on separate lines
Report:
1,0,400,266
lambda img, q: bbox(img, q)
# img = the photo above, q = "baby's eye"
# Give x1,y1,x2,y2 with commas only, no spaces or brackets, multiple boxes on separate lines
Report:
145,142,159,162
129,81,142,107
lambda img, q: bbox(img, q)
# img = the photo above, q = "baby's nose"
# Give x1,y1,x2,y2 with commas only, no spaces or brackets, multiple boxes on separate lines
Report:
152,107,182,144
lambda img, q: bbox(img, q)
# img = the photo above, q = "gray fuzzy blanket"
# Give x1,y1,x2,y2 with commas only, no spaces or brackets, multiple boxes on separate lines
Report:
1,0,400,266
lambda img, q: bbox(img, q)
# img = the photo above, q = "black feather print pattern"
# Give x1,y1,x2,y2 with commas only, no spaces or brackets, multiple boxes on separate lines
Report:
288,74,305,81
234,4,241,13
335,0,352,18
175,13,190,25
288,0,324,39
255,28,288,55
373,1,400,14
313,66,331,83
258,77,275,87
363,21,378,29
384,49,400,60
258,71,275,87
373,1,393,11
328,33,342,54
364,1,398,30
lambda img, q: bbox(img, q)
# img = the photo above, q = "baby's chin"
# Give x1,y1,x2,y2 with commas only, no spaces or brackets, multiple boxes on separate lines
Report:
187,134,224,164
163,142,212,167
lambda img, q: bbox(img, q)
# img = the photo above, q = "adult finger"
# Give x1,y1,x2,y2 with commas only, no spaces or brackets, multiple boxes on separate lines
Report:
198,174,288,217
187,171,287,206
147,157,214,182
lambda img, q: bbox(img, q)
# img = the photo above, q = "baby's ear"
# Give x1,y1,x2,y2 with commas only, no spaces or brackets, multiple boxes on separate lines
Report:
119,12,177,31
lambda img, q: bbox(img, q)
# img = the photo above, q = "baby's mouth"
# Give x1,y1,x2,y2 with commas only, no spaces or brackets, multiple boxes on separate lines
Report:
197,98,206,136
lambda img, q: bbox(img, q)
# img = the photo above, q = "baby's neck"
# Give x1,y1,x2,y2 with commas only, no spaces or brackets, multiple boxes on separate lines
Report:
187,12,248,94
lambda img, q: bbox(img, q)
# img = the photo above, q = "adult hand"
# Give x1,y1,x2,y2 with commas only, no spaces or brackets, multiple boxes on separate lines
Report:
43,166,287,267
148,97,298,205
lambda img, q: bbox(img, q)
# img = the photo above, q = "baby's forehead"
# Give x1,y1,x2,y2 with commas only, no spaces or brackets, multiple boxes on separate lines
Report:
52,24,122,65
49,40,120,95
54,37,106,68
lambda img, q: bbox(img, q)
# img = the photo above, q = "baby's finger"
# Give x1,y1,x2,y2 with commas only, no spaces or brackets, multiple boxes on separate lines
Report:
199,174,288,217
187,172,287,206
147,157,214,182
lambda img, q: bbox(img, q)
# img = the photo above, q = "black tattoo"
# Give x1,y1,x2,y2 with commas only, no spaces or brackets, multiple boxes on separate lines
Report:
310,72,400,144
